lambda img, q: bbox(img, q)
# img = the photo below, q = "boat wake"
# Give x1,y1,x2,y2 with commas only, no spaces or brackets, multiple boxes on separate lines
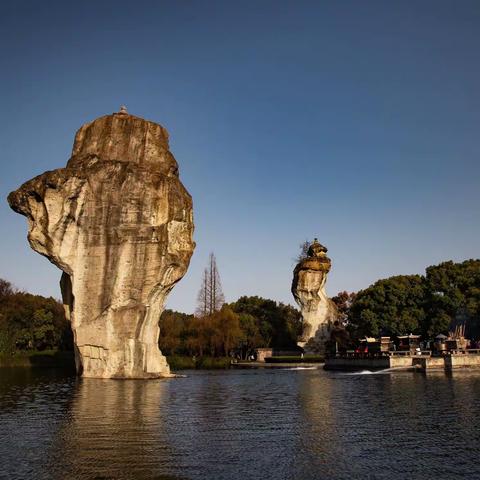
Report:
286,366,319,370
342,366,413,375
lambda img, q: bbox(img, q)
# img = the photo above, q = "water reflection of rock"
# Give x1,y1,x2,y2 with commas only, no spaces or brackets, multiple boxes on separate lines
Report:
294,371,340,476
49,379,183,480
3,370,480,479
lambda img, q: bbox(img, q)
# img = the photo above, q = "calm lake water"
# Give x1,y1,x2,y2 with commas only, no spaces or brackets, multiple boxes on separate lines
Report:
1,367,479,480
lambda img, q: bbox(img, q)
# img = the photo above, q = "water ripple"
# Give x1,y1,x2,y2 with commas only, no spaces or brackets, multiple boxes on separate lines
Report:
1,368,479,479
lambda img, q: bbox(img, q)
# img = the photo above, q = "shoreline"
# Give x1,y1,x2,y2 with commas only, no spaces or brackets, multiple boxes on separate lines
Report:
231,361,322,369
0,351,75,369
0,352,232,371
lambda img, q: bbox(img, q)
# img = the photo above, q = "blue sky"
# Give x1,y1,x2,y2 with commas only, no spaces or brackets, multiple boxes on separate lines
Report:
1,0,479,313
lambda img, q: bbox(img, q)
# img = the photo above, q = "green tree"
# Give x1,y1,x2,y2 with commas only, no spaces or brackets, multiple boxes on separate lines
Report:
158,309,189,355
295,239,311,263
0,278,71,353
349,275,426,338
211,306,243,356
331,291,357,324
237,313,263,359
0,279,15,298
425,260,480,338
347,260,480,341
229,296,301,349
159,297,301,358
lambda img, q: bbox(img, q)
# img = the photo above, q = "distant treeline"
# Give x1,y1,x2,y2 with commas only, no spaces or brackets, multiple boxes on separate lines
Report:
159,296,301,359
161,259,480,358
344,260,480,340
1,259,479,357
0,279,72,354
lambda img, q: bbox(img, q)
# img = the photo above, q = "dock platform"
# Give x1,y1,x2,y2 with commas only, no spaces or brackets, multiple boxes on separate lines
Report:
324,350,480,372
231,361,322,369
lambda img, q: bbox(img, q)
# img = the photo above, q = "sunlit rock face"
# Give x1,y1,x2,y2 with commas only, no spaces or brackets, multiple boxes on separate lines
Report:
291,239,337,354
8,109,195,378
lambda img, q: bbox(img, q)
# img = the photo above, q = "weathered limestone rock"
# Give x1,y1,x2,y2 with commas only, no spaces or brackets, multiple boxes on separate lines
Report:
8,108,195,378
291,239,337,354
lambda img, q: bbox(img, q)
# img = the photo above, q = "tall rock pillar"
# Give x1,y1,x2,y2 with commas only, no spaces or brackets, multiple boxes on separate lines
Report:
8,108,195,378
291,239,337,354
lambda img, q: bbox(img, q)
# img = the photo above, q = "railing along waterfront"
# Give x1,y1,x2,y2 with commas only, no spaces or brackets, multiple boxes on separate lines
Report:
329,348,480,360
448,348,480,355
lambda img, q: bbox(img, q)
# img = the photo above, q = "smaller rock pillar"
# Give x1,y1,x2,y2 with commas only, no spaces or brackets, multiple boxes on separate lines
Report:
291,238,337,354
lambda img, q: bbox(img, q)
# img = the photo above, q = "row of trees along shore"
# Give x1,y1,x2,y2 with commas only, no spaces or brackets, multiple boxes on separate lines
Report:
0,279,72,354
160,253,301,359
1,257,479,357
339,259,480,341
161,257,480,359
160,298,302,359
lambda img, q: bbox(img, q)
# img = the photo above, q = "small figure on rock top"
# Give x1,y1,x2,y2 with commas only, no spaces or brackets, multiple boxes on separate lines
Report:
307,238,328,257
119,105,128,114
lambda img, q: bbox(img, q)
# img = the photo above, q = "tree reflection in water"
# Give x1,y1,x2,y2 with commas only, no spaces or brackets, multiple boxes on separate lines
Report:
1,369,480,479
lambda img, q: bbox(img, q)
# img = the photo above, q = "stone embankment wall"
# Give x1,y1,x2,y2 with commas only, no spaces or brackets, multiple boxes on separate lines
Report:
325,353,480,371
